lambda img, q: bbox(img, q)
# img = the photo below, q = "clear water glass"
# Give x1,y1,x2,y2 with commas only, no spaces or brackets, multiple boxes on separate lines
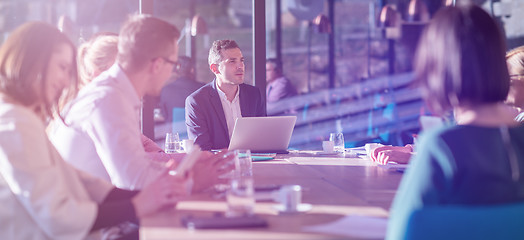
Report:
164,132,181,153
330,133,345,153
234,149,252,177
226,177,255,217
226,149,255,217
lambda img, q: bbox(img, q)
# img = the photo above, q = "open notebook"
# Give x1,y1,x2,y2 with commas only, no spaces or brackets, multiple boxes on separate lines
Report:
228,116,297,154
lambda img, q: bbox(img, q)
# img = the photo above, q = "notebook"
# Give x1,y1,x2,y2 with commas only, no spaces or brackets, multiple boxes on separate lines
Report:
228,116,297,154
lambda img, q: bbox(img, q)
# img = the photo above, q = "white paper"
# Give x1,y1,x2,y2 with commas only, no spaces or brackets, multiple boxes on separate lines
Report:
378,162,408,171
304,215,388,239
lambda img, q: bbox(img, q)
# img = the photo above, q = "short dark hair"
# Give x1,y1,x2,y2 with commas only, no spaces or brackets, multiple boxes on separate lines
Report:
208,39,240,66
414,5,509,115
266,58,282,74
117,14,180,73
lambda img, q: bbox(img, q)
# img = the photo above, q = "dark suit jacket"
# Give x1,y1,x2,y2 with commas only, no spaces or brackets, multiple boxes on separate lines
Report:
185,79,266,150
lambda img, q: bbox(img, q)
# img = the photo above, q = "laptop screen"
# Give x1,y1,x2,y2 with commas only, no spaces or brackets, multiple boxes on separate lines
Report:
228,116,297,153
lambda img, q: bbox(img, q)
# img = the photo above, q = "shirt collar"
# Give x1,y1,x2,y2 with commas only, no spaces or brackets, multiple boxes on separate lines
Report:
268,76,285,85
106,63,142,109
216,83,240,103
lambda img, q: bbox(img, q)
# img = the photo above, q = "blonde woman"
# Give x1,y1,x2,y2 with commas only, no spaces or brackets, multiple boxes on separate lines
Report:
77,32,119,88
506,45,524,122
0,21,188,240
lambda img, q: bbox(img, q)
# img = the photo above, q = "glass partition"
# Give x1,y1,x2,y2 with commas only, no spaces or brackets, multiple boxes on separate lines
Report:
1,0,522,150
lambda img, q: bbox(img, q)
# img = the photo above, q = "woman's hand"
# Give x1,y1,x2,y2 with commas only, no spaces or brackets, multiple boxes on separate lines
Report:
371,145,414,165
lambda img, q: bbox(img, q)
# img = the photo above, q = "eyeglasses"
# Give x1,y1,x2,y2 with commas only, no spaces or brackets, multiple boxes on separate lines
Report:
161,57,181,71
153,57,181,71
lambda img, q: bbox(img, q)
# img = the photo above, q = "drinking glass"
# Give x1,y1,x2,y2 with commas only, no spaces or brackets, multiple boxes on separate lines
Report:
330,133,345,153
226,177,255,217
234,149,253,177
226,149,255,217
214,151,236,193
164,132,181,153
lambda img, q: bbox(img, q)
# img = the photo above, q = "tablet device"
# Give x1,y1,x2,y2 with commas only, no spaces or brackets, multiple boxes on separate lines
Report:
169,145,201,176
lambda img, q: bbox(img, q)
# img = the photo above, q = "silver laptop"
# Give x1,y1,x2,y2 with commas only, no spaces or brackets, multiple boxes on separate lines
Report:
228,116,297,153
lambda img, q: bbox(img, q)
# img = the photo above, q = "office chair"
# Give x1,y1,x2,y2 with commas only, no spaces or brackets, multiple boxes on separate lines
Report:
172,107,187,139
404,202,524,240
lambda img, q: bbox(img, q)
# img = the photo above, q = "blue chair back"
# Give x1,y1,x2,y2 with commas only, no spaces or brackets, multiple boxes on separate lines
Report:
172,107,187,139
404,203,524,240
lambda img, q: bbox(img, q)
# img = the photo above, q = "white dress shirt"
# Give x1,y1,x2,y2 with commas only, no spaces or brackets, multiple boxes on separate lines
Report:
216,84,242,139
50,64,164,190
0,101,113,240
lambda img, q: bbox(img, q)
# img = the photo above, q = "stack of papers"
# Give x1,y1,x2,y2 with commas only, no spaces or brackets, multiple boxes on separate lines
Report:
347,146,367,156
378,162,408,172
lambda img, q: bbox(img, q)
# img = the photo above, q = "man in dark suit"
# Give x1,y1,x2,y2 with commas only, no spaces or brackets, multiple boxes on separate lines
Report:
185,39,265,150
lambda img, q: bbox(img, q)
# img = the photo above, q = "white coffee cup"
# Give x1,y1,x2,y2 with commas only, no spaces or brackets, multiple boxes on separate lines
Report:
182,139,194,152
322,141,335,153
277,185,302,212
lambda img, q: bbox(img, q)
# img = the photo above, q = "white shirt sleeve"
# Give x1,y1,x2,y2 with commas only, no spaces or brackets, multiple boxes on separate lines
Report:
83,93,163,189
0,112,97,240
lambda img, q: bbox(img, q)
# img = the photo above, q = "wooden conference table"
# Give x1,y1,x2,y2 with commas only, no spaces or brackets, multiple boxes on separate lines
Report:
140,151,404,239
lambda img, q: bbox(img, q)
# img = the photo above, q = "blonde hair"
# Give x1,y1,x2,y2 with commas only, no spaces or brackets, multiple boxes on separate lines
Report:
506,45,524,76
77,32,118,87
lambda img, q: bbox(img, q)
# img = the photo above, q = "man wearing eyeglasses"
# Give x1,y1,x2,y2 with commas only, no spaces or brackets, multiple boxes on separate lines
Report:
51,15,232,192
50,15,180,190
185,39,266,150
